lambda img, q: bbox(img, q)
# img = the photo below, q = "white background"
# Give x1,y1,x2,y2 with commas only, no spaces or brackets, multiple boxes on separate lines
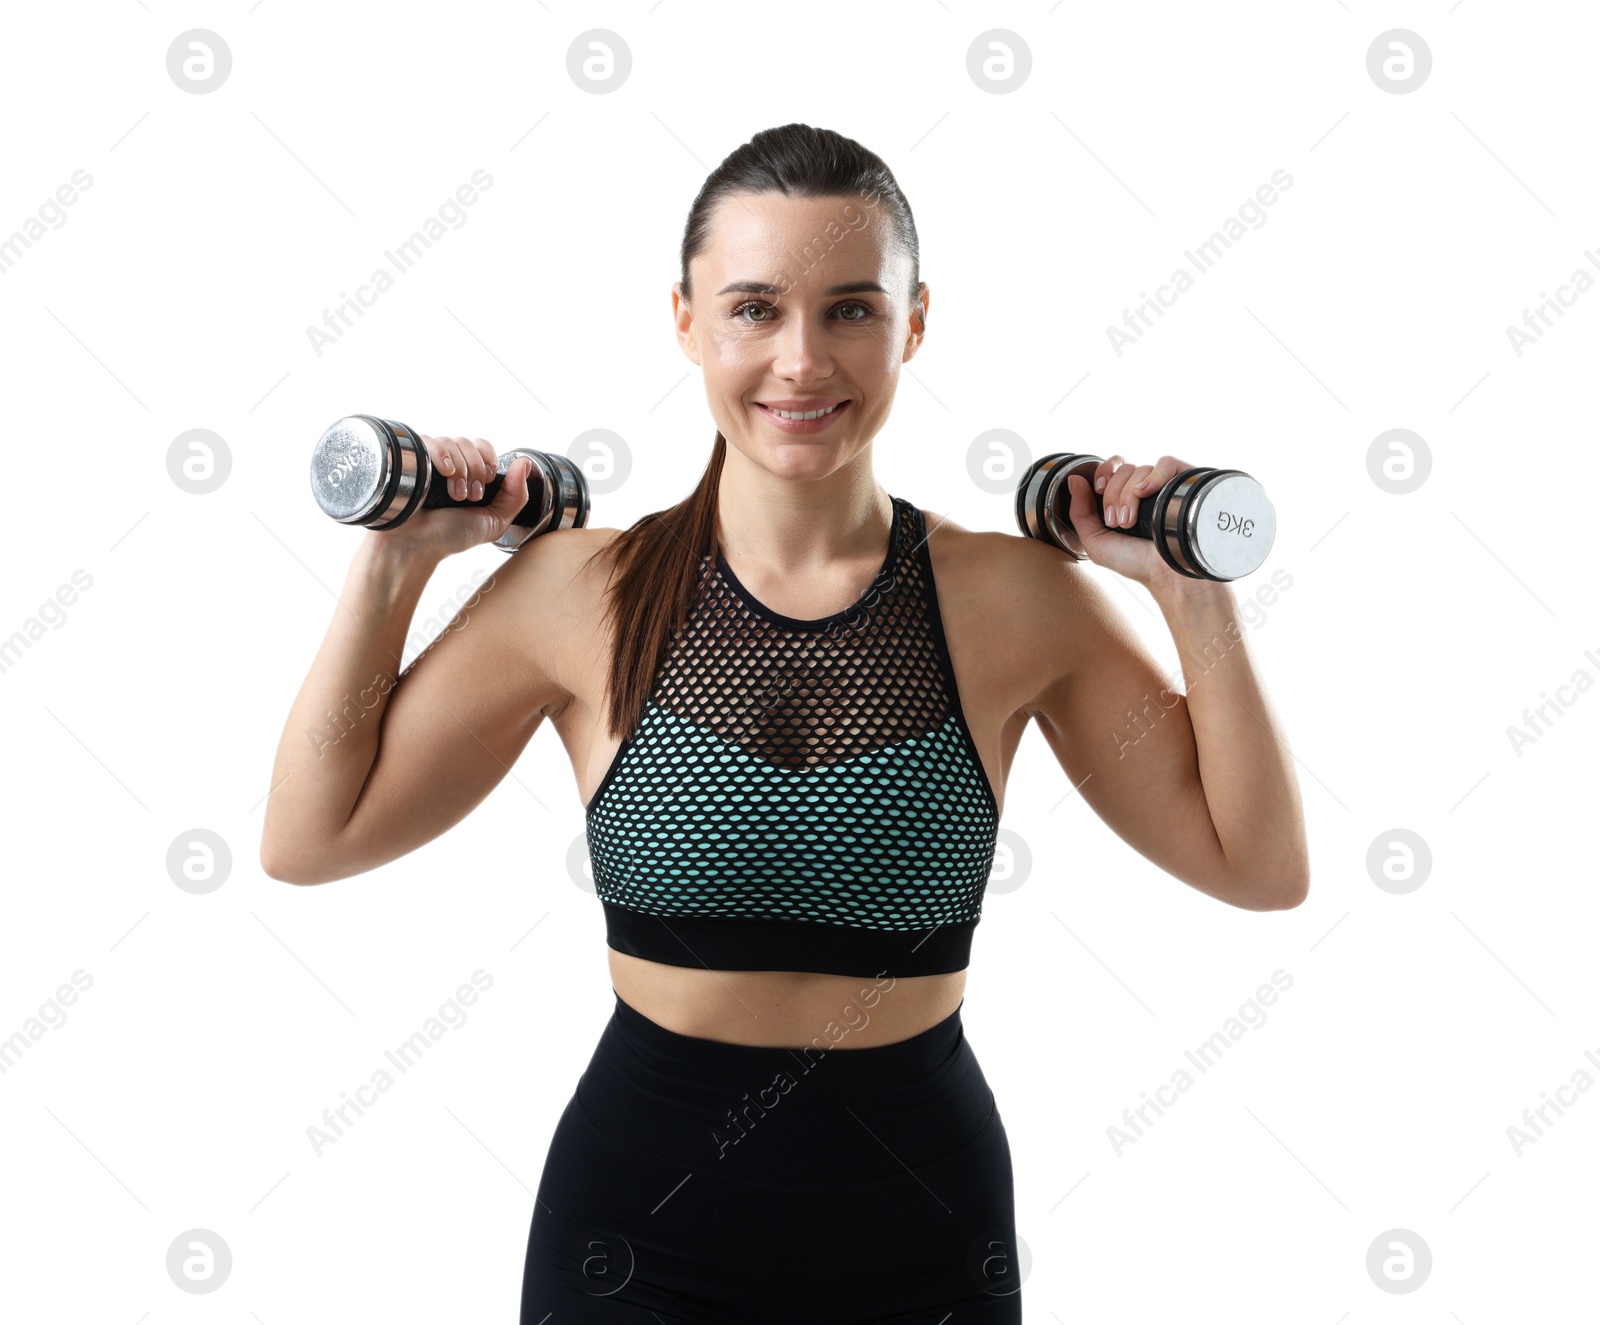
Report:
1,1,1594,1320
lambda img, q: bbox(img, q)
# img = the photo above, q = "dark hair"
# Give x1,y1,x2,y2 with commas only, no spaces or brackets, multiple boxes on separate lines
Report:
582,123,922,742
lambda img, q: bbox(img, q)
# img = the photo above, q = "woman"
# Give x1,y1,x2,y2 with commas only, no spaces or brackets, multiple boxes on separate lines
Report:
262,123,1309,1322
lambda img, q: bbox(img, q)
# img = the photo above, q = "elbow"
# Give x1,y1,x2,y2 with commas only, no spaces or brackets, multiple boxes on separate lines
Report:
259,837,334,886
1212,864,1308,911
1255,866,1310,911
1268,875,1309,910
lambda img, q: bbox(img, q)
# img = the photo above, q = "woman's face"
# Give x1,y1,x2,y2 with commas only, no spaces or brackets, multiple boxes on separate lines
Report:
674,191,927,482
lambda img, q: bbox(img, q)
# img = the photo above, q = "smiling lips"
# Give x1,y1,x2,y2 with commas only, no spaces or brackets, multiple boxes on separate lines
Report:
756,399,849,422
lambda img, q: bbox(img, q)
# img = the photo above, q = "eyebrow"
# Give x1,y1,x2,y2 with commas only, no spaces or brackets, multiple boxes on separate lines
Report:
715,280,887,297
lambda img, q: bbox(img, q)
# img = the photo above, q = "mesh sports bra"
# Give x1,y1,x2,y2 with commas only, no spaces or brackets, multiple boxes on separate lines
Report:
584,495,1000,978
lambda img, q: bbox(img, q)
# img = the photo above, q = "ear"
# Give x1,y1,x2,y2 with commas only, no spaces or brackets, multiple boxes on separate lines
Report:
903,281,929,362
672,281,703,366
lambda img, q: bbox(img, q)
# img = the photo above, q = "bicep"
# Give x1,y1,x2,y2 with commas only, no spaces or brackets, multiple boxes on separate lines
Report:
336,541,572,873
1026,565,1230,894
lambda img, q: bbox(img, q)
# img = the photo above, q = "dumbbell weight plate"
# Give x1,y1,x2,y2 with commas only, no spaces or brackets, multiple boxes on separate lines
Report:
493,449,591,552
1166,469,1275,581
308,415,430,529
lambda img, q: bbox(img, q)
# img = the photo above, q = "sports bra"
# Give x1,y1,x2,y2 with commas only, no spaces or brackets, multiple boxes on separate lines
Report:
584,495,1000,978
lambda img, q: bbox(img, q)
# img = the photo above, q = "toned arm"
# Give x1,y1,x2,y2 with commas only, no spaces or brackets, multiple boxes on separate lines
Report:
1017,542,1307,910
260,529,584,884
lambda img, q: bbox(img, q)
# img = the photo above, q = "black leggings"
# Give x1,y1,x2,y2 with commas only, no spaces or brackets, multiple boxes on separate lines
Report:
520,990,1021,1323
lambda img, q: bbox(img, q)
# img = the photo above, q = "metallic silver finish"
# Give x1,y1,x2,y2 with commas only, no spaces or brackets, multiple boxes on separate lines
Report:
1182,471,1275,580
1014,451,1275,582
308,415,432,529
1014,453,1097,561
493,449,590,552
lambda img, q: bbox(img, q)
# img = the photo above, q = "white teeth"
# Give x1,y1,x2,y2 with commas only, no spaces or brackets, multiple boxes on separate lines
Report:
767,402,841,421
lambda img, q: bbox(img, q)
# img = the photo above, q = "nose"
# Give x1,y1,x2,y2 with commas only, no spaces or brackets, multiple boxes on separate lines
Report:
770,311,835,382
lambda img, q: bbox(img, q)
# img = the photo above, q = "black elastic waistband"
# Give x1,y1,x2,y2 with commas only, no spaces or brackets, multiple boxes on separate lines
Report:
575,992,992,1186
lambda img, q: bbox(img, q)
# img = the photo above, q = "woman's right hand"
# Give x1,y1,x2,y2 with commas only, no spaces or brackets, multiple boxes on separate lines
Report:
371,434,537,562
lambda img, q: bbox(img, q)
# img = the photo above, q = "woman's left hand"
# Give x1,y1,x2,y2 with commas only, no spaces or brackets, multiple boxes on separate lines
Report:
1062,454,1198,589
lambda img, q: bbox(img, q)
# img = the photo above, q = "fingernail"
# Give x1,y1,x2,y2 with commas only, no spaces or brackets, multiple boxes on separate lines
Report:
1095,477,1106,492
1120,505,1130,524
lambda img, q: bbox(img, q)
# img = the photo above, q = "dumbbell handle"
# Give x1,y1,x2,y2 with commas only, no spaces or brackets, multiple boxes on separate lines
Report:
1086,485,1160,541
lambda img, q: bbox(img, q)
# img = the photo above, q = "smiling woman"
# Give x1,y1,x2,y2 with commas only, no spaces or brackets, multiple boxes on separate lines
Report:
258,116,1304,1323
509,122,1028,1321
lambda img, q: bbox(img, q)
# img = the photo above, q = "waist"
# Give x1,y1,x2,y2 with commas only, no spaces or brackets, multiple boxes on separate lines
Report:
607,951,966,1048
574,990,995,1186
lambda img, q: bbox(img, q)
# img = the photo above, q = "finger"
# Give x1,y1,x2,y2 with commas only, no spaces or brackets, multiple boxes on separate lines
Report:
1112,465,1157,526
444,438,480,499
489,460,534,512
1129,455,1179,497
444,437,484,501
485,457,535,524
1092,454,1125,494
1102,457,1140,527
421,434,466,500
1065,473,1105,534
470,438,499,489
420,434,454,477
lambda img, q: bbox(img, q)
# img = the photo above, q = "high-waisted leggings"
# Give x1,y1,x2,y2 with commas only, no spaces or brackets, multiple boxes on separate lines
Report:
519,991,1021,1323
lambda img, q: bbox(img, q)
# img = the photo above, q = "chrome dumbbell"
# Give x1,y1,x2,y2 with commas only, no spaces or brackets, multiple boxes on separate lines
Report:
308,414,588,552
1015,453,1275,582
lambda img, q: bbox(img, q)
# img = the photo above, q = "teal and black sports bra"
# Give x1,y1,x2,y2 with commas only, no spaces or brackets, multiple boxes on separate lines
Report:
584,495,1000,978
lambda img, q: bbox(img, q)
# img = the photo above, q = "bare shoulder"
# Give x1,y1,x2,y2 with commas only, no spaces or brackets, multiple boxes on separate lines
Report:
917,506,1099,617
494,523,626,616
918,506,1109,716
473,523,627,715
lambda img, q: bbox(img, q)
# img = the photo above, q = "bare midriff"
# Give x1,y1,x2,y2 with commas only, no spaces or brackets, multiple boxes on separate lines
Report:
606,948,968,1050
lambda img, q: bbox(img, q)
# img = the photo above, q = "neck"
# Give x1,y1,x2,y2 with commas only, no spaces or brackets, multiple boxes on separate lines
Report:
712,445,892,577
